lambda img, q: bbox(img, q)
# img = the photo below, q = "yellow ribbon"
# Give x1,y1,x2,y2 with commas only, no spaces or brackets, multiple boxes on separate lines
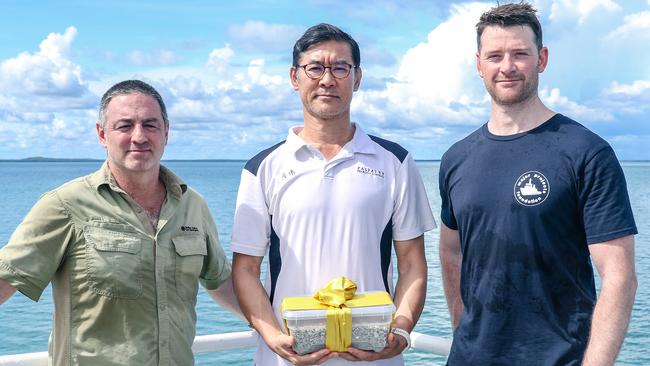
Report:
281,276,394,353
314,277,356,352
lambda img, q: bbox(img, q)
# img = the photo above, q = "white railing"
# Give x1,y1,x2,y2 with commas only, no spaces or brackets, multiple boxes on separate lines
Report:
0,331,451,365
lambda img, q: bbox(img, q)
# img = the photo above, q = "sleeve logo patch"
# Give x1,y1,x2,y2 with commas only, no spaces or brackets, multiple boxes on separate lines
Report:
514,171,550,206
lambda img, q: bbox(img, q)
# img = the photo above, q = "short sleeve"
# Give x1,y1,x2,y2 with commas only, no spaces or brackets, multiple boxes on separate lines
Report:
199,200,232,290
0,191,74,301
230,169,271,256
391,154,436,241
580,147,637,244
439,154,458,230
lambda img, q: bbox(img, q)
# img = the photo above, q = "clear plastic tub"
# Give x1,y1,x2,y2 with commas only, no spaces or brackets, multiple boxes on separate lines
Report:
282,303,395,355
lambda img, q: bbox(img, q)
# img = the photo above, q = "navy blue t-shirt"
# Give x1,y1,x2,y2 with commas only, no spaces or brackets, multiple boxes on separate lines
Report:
439,114,637,365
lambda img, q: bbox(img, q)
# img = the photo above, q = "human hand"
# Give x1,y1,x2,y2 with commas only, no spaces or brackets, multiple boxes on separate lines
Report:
337,332,407,362
266,333,338,365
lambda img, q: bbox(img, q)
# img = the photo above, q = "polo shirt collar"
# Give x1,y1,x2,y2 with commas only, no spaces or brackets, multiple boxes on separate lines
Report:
285,122,377,156
90,161,187,199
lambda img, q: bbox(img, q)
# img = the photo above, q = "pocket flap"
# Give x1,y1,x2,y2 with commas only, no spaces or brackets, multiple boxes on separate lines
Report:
84,227,142,254
172,235,207,256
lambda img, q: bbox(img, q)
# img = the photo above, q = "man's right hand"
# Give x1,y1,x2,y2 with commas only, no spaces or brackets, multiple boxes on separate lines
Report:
266,333,336,366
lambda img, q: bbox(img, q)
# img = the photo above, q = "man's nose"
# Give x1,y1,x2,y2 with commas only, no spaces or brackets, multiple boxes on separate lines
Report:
131,125,147,143
500,55,517,74
319,67,336,87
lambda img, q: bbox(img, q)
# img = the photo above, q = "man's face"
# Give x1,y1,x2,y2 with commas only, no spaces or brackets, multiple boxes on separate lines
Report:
290,40,362,121
97,93,168,176
476,25,548,106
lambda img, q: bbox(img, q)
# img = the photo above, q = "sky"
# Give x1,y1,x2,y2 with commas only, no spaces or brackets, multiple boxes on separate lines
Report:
0,0,648,160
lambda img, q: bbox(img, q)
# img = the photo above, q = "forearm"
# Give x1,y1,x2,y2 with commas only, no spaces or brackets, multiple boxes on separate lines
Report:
392,258,426,332
232,255,284,343
206,275,245,320
439,240,464,330
0,278,17,305
582,275,637,365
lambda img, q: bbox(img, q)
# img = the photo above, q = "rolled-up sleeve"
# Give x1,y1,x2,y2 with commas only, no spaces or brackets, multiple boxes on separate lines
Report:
0,191,74,301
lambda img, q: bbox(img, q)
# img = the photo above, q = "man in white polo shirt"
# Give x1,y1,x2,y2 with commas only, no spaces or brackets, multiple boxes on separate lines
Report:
231,23,436,366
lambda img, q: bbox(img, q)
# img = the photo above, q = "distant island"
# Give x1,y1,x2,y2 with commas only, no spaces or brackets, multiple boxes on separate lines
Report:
0,157,103,162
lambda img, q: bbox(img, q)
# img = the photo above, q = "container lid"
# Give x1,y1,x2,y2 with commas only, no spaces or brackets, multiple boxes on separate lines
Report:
283,303,395,321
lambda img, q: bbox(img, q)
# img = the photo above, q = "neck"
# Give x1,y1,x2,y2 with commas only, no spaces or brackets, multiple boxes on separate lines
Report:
488,95,555,135
298,114,355,160
109,163,166,210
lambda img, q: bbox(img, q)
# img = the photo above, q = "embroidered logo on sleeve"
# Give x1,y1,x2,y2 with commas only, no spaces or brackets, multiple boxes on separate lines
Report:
514,171,550,206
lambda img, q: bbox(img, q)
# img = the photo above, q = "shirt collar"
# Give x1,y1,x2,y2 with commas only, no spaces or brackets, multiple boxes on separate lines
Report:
90,161,187,199
284,122,377,157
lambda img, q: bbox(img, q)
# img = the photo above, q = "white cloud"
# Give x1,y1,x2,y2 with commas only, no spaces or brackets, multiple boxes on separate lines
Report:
0,26,89,99
605,11,650,40
540,87,613,121
549,0,621,25
227,21,303,52
0,27,99,158
128,48,179,66
206,44,234,73
600,80,650,114
607,80,650,96
353,2,491,129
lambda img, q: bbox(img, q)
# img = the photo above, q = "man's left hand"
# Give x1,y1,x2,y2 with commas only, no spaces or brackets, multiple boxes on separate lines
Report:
337,332,407,362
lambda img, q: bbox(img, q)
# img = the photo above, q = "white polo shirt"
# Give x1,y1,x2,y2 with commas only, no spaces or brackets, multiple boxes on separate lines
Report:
231,124,436,366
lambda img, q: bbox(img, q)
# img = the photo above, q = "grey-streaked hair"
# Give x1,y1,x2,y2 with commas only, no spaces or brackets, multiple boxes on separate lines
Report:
476,2,543,51
97,80,169,128
292,23,360,68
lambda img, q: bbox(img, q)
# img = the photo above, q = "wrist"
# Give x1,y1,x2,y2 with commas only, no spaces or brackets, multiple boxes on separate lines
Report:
391,327,411,351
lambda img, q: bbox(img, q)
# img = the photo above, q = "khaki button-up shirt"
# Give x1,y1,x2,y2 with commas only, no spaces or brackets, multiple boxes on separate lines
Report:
0,163,231,366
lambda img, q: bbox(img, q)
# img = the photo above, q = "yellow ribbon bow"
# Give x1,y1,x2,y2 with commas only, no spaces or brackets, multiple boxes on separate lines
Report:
313,276,357,352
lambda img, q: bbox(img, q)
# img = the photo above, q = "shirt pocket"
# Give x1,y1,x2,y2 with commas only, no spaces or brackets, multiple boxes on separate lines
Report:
83,222,143,299
172,234,207,300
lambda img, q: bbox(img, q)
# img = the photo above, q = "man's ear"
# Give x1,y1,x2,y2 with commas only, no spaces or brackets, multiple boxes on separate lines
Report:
96,122,107,148
353,67,362,91
290,67,299,90
537,47,549,73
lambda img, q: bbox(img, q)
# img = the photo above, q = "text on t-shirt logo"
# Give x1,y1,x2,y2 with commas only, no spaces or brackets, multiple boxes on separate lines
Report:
357,165,385,178
514,171,550,206
181,226,199,232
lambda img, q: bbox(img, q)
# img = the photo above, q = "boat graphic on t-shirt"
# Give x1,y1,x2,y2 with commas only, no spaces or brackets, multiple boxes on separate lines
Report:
520,179,542,196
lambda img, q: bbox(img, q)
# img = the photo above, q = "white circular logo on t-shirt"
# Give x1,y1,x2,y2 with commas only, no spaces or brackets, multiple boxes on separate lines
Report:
514,171,550,206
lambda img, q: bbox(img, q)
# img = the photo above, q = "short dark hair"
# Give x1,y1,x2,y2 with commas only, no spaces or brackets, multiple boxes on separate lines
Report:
476,2,543,51
98,80,169,128
292,23,360,67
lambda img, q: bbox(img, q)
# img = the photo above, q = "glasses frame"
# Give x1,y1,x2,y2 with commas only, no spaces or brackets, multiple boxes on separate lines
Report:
296,62,357,80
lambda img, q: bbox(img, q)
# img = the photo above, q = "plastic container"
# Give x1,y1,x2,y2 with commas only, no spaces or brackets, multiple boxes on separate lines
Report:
282,303,395,355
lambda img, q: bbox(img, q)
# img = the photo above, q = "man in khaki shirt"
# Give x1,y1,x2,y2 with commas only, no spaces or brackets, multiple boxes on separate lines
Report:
0,80,240,365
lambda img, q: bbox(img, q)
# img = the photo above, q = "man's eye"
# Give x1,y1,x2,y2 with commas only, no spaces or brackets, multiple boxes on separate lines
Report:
307,65,324,73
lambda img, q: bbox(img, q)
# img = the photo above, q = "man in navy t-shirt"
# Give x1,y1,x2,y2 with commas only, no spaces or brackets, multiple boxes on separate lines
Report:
438,3,638,365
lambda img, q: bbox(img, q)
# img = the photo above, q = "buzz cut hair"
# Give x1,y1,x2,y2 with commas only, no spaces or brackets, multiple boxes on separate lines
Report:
98,79,169,128
476,2,543,51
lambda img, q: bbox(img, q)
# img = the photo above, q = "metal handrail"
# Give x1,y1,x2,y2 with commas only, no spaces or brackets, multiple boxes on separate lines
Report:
0,331,451,365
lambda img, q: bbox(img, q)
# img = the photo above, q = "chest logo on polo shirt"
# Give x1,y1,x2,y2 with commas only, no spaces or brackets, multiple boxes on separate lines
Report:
357,165,385,178
514,171,549,206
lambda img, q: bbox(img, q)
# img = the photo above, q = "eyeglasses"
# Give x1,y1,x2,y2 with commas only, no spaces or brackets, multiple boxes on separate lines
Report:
297,62,356,79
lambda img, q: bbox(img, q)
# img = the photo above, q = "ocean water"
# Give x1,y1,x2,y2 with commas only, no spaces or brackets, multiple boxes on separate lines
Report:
0,160,648,365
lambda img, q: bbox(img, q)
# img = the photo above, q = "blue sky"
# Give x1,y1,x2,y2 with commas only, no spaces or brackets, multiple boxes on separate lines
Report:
0,0,648,160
